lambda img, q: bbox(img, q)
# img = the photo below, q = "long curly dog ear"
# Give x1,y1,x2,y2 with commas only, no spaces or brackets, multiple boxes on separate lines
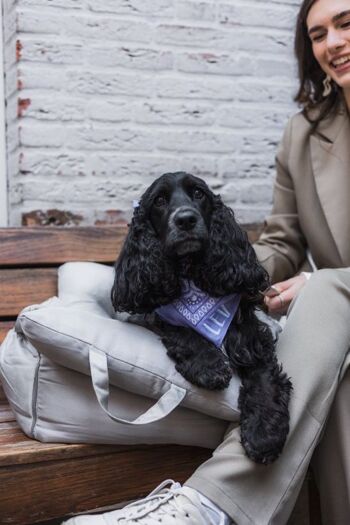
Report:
111,204,180,314
198,195,270,297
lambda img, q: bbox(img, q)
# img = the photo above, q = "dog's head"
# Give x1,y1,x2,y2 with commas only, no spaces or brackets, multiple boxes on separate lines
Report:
112,172,269,313
140,172,213,258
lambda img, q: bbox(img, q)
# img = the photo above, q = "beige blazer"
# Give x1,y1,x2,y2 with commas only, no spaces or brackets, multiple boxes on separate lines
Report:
254,104,350,283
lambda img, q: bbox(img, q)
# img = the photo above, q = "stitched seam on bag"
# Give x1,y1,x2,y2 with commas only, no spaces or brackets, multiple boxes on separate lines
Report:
22,315,185,387
30,352,41,439
21,315,239,415
22,315,175,383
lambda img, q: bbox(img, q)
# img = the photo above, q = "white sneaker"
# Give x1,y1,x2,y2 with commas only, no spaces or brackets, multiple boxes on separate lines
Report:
63,479,228,525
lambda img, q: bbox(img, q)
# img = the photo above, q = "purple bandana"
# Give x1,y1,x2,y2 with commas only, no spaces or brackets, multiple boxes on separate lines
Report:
156,280,240,348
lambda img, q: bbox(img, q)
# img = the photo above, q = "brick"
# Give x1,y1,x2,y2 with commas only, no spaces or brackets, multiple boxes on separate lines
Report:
218,2,298,31
219,156,276,180
86,0,175,17
156,130,245,154
20,0,83,9
20,151,85,176
87,100,132,123
18,11,154,43
22,208,83,226
65,16,154,43
156,25,293,56
219,181,273,208
19,37,84,65
22,94,86,121
234,80,297,106
88,45,173,71
176,1,216,22
156,76,236,101
217,105,292,130
176,51,254,76
134,101,216,126
65,125,156,151
87,153,217,180
67,70,155,96
18,64,69,90
19,123,66,147
17,9,61,34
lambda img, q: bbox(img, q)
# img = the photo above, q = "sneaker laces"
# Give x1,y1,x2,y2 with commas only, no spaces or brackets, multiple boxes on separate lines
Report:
113,479,214,524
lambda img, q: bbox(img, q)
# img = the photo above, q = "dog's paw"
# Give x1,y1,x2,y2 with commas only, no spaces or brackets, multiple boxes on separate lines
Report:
176,356,232,391
196,360,233,390
240,412,289,465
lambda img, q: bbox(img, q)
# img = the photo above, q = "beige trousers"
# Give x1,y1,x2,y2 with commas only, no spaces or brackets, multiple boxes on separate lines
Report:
186,268,350,525
312,368,350,525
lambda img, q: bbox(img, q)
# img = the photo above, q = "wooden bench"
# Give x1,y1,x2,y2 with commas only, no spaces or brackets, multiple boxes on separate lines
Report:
0,226,321,525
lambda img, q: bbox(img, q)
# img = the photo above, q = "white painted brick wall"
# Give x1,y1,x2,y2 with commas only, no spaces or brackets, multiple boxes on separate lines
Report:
5,0,300,225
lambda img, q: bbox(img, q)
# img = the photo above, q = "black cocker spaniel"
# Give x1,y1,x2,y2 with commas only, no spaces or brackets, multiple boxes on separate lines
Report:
111,172,292,464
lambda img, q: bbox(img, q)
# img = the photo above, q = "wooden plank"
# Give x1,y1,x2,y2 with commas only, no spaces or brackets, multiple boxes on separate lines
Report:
0,224,260,268
0,388,5,402
0,433,140,467
0,407,154,467
0,226,127,267
0,268,57,317
0,445,211,524
0,402,14,423
0,321,14,344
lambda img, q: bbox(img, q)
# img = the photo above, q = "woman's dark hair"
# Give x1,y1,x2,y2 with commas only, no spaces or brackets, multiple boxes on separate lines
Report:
295,0,341,128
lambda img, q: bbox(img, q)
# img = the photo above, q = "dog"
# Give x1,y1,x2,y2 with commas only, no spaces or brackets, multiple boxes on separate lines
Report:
111,172,292,464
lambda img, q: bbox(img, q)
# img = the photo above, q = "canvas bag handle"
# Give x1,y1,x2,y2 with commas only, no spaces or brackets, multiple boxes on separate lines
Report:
89,347,186,425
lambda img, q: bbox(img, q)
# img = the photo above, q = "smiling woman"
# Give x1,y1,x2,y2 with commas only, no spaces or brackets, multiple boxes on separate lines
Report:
295,0,350,127
308,0,350,98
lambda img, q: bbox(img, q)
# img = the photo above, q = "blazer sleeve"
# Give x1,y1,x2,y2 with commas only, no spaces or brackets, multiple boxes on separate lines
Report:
254,116,308,283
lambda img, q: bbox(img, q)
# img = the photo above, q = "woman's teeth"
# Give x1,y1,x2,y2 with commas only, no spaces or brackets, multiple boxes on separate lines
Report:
332,55,350,68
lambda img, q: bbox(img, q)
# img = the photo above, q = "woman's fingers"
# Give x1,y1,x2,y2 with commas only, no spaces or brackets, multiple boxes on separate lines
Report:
264,275,307,314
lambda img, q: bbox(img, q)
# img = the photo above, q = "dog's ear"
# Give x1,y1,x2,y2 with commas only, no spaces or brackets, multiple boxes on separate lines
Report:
199,196,270,296
111,205,180,313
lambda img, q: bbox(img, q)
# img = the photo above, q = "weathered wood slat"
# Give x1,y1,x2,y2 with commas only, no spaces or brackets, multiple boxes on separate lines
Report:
0,388,5,402
0,321,13,344
0,445,210,524
0,268,57,317
0,433,149,468
0,225,260,268
0,226,127,267
0,403,14,423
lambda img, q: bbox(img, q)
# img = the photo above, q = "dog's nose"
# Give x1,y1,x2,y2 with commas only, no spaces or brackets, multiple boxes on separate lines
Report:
174,209,198,231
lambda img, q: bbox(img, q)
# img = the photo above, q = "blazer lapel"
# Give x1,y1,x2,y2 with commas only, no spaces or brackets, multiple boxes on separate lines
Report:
310,106,350,263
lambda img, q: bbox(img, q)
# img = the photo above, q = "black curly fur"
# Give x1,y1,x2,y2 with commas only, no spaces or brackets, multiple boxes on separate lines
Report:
111,172,292,464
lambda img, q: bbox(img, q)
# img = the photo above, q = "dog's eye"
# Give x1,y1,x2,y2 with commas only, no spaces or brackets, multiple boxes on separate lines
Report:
154,195,167,207
193,188,204,200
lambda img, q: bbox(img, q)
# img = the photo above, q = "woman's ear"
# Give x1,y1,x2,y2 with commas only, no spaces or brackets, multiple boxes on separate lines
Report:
198,196,270,296
111,205,181,313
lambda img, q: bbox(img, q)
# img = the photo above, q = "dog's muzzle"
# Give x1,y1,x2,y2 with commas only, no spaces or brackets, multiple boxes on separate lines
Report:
166,206,208,256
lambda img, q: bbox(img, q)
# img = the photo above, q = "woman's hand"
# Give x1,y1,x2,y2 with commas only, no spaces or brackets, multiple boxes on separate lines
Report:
263,274,308,315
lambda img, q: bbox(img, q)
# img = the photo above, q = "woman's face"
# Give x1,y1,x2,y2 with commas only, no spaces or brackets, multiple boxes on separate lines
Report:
307,0,350,92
